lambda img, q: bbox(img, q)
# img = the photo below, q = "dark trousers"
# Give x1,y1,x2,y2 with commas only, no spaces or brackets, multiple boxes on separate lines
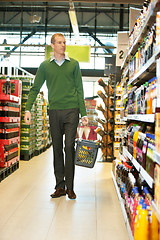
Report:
49,108,79,190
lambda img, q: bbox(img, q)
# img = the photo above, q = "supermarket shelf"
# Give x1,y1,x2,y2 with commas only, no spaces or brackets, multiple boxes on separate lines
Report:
111,170,134,240
115,122,126,124
123,65,129,78
153,150,160,165
128,47,160,86
122,117,127,122
0,94,20,103
0,161,19,182
121,0,160,70
152,201,160,223
123,146,154,189
0,117,20,123
127,114,155,123
122,93,128,101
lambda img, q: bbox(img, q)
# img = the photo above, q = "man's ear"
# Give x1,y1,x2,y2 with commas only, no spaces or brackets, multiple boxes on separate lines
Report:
51,43,54,49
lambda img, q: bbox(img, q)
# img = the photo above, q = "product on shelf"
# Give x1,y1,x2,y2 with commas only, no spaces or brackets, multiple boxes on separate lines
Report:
154,164,160,212
146,133,155,179
113,158,160,239
129,0,151,48
155,110,160,154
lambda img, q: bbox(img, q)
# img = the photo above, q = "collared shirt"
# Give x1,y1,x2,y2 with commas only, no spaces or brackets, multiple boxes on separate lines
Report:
50,53,70,66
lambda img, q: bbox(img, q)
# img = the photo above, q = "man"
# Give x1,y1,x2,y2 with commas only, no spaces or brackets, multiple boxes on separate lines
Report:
24,33,88,200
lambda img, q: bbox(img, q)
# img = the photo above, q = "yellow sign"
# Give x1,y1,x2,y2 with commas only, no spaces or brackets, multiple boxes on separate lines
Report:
45,45,90,63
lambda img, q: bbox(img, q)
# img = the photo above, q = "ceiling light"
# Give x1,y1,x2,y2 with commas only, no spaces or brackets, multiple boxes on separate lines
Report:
68,1,79,39
30,15,41,24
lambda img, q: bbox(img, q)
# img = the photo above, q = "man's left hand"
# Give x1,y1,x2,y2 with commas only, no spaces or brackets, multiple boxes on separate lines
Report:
81,116,89,126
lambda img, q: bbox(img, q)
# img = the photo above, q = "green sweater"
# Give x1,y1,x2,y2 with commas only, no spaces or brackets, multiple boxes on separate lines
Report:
25,58,86,117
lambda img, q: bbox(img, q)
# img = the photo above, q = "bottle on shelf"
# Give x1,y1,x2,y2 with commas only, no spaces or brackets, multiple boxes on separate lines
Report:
146,133,155,178
4,76,11,95
136,132,146,165
134,198,145,238
143,187,159,240
134,203,149,240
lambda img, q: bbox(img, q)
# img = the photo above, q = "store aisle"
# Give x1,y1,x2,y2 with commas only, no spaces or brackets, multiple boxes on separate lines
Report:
0,147,129,240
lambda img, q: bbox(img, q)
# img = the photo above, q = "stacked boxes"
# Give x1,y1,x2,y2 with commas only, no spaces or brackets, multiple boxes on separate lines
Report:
20,77,51,160
0,77,21,180
34,93,43,154
114,83,126,158
42,98,51,149
20,77,36,160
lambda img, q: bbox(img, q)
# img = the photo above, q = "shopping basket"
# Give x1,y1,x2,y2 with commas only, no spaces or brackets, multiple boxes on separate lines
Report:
75,139,100,168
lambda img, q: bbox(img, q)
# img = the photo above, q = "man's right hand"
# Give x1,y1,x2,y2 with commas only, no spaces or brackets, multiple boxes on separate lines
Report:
24,111,31,124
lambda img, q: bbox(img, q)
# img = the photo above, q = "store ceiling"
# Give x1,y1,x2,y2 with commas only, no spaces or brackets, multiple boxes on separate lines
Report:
0,0,143,55
2,0,144,3
0,1,142,34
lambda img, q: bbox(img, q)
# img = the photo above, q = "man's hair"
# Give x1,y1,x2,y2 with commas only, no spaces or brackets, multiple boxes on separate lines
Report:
51,33,65,44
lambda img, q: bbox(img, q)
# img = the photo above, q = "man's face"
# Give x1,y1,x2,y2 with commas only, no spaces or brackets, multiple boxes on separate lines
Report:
51,36,66,55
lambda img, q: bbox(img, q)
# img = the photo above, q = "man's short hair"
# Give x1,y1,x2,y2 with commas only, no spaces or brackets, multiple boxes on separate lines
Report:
51,33,65,44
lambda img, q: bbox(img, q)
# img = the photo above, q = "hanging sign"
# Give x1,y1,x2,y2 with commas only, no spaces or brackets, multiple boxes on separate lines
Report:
45,45,90,63
116,31,129,67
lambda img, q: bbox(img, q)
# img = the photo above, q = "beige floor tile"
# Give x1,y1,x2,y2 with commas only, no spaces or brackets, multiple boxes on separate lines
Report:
0,148,129,240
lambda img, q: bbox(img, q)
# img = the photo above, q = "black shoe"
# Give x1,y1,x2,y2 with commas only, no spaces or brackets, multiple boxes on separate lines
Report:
50,188,66,198
66,190,76,199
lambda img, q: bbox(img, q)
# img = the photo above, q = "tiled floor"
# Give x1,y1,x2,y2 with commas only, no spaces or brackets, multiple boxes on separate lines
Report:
0,147,129,240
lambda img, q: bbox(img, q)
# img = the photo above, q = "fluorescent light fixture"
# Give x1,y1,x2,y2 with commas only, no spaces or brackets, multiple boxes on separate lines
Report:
68,1,79,39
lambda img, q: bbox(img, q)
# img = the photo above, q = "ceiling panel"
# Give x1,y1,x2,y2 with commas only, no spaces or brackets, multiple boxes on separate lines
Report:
2,0,144,4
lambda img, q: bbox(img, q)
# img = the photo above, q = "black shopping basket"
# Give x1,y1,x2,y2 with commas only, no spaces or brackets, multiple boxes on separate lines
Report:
75,139,100,168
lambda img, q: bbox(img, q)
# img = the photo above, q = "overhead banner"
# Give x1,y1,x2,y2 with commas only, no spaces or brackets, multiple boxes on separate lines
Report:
45,45,90,63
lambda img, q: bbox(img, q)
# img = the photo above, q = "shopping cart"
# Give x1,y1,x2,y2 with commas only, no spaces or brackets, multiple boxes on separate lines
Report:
75,139,100,168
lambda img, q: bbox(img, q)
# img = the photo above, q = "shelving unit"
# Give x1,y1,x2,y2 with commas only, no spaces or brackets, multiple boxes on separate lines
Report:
0,60,52,163
121,0,160,70
96,75,115,161
127,114,155,123
0,77,21,181
112,0,160,237
154,150,160,165
152,201,160,222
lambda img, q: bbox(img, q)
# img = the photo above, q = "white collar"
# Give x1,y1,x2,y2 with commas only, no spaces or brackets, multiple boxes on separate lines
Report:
50,53,70,62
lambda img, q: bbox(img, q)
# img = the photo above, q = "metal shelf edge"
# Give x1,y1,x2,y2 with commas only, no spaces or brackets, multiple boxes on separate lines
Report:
152,201,160,223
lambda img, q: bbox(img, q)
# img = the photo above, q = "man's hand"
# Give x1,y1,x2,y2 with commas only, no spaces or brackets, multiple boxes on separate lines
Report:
81,116,89,126
24,111,31,125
